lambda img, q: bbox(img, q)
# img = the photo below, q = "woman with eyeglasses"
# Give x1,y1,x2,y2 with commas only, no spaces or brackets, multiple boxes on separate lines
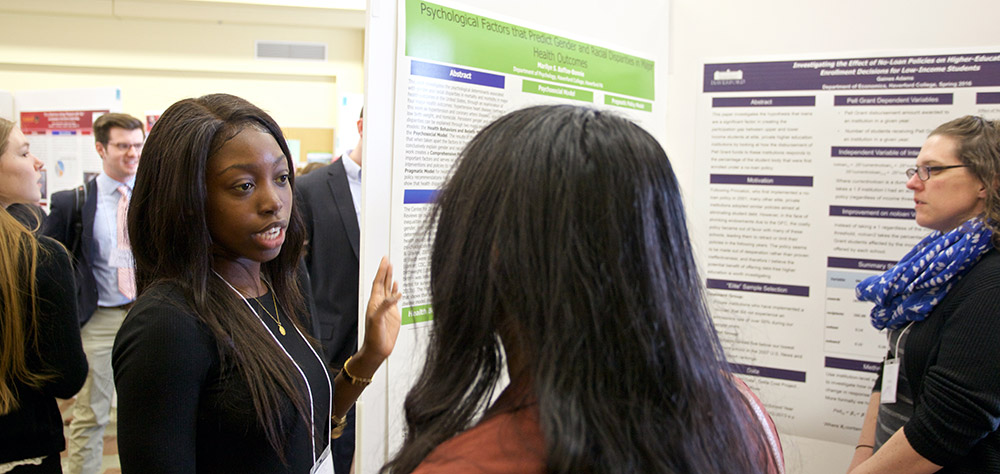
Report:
0,118,88,473
848,115,1000,473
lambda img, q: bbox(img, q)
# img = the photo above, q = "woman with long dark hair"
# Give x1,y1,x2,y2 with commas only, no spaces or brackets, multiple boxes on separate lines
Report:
382,105,782,473
0,118,88,473
849,116,1000,473
112,94,400,473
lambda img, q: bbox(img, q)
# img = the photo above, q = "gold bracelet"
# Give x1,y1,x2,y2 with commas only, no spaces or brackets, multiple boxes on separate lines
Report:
332,413,348,439
340,355,373,387
855,444,874,450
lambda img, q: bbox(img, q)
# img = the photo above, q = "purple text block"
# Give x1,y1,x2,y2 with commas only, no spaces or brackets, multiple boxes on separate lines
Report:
411,60,505,89
712,96,815,107
831,146,920,158
829,206,915,220
403,189,437,204
707,278,810,297
827,257,897,272
705,53,1000,93
834,94,952,106
825,357,881,374
730,363,807,382
978,92,1000,104
710,174,813,187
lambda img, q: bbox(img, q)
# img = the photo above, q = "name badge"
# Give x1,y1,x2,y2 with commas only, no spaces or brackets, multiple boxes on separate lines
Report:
109,248,134,269
310,444,333,474
880,358,899,404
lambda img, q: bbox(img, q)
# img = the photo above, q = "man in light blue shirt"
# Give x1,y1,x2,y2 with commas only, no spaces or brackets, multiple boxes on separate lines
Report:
43,113,144,474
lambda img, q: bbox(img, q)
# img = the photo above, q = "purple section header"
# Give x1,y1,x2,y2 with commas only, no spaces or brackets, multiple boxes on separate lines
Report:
712,96,815,107
707,278,810,297
403,189,437,204
827,256,896,272
833,94,952,106
978,92,1000,104
829,205,915,220
411,60,505,89
730,363,807,382
710,174,813,187
831,146,920,158
825,357,881,374
704,52,1000,92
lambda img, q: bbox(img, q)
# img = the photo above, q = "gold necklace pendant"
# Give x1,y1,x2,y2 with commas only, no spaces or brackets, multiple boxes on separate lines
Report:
255,280,285,336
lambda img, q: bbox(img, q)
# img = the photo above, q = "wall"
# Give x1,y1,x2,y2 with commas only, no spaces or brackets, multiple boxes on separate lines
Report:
664,1,1000,472
0,0,365,128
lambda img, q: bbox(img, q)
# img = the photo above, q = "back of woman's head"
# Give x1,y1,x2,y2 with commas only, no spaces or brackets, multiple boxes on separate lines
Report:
389,105,771,473
128,93,304,294
931,116,1000,235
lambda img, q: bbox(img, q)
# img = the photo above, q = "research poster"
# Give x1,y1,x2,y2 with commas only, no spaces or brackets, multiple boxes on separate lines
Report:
14,88,122,203
20,109,108,198
694,49,1000,444
384,0,657,449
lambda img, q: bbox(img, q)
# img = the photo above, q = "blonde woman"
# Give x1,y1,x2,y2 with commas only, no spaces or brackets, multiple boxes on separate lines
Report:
0,118,88,473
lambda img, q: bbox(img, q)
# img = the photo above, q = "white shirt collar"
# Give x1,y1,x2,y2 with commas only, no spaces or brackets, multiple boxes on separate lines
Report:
97,172,136,195
341,150,361,179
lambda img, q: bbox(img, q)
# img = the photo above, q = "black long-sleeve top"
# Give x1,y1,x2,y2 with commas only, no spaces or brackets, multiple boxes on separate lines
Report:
112,282,332,473
872,249,1000,472
0,236,88,463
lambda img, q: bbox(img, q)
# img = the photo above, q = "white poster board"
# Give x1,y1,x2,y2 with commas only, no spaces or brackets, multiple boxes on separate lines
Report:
693,47,1000,447
0,91,12,121
357,0,666,471
13,88,123,202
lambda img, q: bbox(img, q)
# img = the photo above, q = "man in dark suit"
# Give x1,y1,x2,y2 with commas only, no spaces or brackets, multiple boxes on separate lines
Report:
296,110,362,474
43,113,143,474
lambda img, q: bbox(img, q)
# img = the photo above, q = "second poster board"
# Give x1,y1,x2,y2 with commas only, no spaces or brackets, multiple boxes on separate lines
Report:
358,0,666,470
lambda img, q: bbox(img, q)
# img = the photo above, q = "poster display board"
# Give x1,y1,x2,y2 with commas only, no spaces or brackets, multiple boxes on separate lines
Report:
19,109,108,197
393,0,655,327
0,91,12,121
694,48,1000,445
13,88,122,202
356,0,660,468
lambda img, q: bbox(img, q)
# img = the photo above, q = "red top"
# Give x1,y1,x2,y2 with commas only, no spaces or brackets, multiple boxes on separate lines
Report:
412,382,545,474
413,377,784,474
734,376,786,474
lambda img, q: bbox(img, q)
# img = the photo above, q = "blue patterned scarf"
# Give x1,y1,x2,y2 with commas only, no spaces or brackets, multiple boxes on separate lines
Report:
856,218,993,330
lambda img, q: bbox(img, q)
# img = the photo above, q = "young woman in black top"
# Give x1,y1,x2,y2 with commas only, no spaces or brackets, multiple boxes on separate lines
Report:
0,118,88,473
112,94,400,473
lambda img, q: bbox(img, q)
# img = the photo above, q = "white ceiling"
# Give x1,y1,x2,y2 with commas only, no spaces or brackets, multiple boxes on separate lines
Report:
0,0,366,29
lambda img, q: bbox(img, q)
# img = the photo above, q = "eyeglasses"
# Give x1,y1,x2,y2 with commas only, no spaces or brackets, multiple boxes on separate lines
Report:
107,142,144,152
905,165,968,181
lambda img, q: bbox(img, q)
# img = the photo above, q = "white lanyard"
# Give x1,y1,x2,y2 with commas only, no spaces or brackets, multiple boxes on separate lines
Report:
881,321,915,405
893,321,915,358
213,271,334,464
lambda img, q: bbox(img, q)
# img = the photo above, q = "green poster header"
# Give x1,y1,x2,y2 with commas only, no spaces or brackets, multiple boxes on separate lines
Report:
406,0,655,100
605,94,652,111
402,303,434,325
523,79,594,102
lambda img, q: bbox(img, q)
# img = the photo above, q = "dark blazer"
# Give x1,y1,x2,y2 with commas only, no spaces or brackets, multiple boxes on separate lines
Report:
42,179,99,325
295,158,361,368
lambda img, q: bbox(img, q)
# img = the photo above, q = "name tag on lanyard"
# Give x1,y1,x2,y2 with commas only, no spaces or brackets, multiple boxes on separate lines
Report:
880,358,900,404
310,443,333,474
